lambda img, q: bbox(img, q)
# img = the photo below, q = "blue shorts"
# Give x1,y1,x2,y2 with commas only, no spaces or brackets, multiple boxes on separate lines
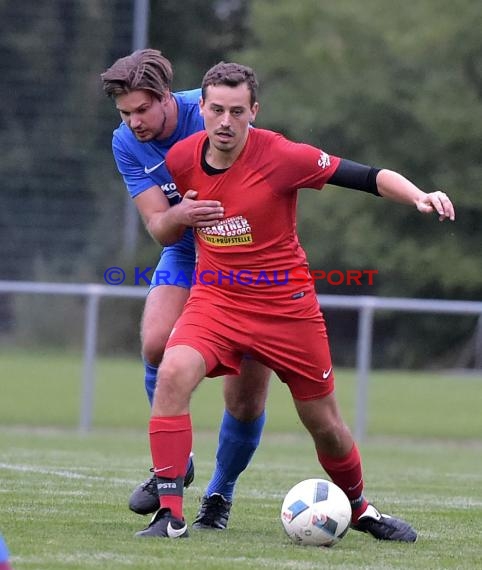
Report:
149,229,195,291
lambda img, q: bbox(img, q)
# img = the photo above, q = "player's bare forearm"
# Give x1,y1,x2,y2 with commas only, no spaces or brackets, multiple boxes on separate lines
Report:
145,208,187,246
134,186,186,246
376,169,455,222
376,169,427,205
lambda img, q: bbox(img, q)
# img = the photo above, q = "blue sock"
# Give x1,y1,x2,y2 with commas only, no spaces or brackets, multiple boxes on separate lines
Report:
0,533,10,564
205,410,266,501
144,360,158,407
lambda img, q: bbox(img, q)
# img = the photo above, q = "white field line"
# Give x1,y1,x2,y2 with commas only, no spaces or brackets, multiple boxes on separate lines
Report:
14,553,350,570
2,462,481,506
2,463,481,510
0,462,135,485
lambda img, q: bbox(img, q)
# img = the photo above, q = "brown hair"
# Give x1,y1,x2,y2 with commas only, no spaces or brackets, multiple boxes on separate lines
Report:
201,62,258,107
101,49,173,100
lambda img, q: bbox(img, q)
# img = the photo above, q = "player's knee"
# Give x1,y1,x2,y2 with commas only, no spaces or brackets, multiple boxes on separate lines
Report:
152,354,198,414
224,367,270,420
153,361,186,411
225,398,265,421
157,356,193,390
142,335,168,366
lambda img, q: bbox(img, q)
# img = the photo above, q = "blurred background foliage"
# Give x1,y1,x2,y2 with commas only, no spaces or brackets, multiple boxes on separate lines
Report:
0,0,480,367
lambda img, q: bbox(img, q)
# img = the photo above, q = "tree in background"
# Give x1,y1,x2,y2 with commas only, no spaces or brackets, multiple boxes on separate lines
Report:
227,0,481,367
0,0,134,281
233,0,481,300
0,0,142,351
149,0,250,90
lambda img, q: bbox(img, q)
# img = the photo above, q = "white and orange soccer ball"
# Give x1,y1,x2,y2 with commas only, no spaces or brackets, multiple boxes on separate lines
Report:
280,478,351,547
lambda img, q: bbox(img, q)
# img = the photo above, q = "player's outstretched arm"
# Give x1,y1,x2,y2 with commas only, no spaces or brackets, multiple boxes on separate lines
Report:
376,169,455,222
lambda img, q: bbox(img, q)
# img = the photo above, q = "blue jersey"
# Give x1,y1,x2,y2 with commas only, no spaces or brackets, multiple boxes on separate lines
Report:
111,89,202,289
112,89,204,204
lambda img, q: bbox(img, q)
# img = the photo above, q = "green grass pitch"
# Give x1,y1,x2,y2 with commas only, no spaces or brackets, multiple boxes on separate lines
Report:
0,350,481,569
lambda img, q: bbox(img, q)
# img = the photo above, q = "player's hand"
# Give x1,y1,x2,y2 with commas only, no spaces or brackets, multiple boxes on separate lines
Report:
177,189,224,227
415,191,455,222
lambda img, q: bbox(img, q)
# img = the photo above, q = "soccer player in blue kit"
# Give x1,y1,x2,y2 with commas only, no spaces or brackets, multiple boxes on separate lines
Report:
101,49,271,529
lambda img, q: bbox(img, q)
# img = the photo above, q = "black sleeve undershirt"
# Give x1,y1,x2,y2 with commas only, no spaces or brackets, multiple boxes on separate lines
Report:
327,159,382,196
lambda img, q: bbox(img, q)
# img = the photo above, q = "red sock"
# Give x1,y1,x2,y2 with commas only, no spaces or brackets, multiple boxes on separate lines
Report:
149,414,192,519
318,443,369,522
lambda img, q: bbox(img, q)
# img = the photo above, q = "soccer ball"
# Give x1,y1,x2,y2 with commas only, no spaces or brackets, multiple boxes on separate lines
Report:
280,478,351,547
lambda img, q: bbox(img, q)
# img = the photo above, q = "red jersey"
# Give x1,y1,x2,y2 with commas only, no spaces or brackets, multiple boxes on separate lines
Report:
166,128,340,305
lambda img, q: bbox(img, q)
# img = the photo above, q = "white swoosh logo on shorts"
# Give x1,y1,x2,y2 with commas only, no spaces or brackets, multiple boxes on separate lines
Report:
144,160,165,174
322,367,332,380
167,521,188,538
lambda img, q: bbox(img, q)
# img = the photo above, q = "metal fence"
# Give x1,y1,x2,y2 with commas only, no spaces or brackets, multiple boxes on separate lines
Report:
1,280,481,440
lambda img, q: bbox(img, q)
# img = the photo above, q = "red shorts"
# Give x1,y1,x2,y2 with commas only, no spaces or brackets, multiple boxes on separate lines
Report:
166,288,334,401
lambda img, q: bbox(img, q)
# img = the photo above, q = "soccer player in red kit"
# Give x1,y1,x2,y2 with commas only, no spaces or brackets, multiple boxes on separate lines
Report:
135,62,455,540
